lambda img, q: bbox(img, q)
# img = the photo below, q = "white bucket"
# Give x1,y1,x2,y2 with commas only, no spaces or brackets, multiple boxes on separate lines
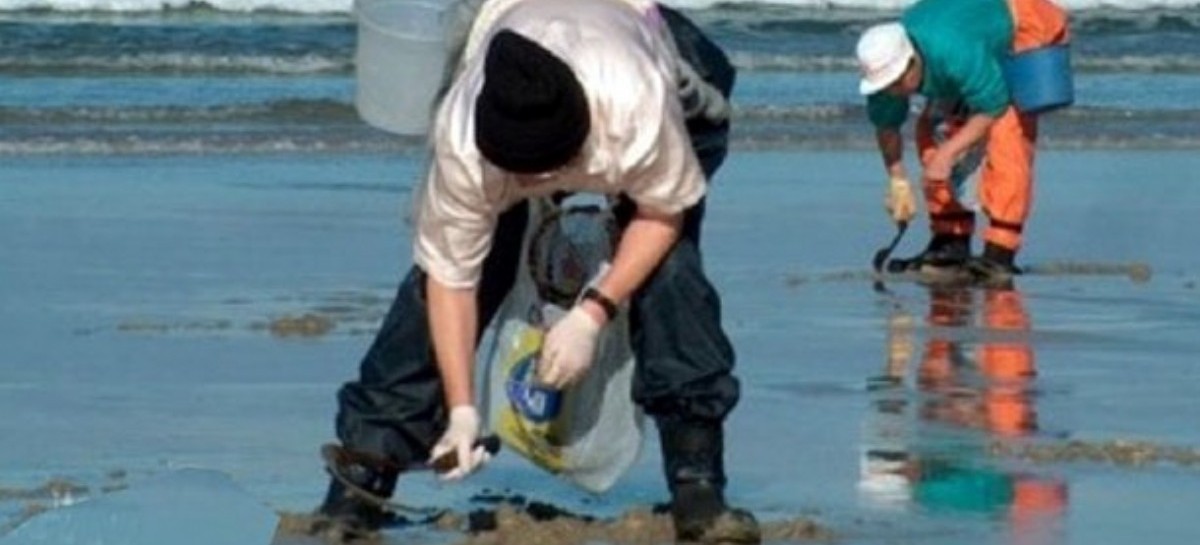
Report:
354,0,450,135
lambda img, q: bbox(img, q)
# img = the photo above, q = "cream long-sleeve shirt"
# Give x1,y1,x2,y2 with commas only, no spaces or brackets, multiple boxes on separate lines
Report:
413,0,706,289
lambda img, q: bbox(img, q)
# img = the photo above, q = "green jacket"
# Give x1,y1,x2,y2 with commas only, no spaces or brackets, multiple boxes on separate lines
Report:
868,0,1015,129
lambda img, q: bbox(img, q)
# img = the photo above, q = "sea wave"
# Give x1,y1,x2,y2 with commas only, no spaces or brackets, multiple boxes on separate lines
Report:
729,52,1200,74
734,103,1200,121
0,0,347,13
4,51,1199,76
0,52,349,75
3,101,1198,155
5,129,1197,155
0,99,355,123
4,2,1198,76
9,100,1200,125
1,0,1199,14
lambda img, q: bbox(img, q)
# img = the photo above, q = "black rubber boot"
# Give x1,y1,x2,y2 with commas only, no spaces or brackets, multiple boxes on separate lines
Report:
886,233,971,274
968,242,1021,287
314,455,398,541
659,419,761,544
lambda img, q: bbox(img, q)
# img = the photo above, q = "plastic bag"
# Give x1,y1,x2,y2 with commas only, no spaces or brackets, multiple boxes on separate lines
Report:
478,197,644,493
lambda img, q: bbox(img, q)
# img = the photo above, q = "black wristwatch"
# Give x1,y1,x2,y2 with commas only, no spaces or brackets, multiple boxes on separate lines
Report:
580,287,618,321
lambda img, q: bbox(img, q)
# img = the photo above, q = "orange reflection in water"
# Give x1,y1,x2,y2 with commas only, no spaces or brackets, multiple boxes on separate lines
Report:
861,284,1067,544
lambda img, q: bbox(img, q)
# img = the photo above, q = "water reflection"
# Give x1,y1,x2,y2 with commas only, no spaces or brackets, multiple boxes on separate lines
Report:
860,284,1068,543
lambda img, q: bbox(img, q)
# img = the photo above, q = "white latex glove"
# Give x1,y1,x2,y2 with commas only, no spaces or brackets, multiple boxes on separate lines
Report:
428,405,490,480
537,305,603,389
885,176,918,224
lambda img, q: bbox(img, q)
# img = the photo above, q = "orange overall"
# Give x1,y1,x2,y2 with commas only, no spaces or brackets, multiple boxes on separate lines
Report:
916,0,1070,252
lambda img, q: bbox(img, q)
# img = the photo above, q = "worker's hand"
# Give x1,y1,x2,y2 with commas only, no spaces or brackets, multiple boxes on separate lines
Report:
428,405,490,480
537,306,603,389
885,176,918,224
923,148,955,184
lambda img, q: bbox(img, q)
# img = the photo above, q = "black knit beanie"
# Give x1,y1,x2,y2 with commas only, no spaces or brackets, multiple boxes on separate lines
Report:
474,30,590,174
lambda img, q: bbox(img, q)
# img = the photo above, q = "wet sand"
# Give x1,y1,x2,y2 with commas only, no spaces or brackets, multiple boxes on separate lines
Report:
3,150,1200,544
275,498,832,545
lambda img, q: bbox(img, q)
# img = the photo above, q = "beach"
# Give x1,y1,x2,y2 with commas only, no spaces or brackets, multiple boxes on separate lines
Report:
4,149,1200,544
3,1,1200,543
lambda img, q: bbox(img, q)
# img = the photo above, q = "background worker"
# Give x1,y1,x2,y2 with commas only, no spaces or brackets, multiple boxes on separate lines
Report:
855,0,1070,283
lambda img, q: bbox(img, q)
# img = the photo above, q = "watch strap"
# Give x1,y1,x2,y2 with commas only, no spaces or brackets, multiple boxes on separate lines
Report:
580,287,618,321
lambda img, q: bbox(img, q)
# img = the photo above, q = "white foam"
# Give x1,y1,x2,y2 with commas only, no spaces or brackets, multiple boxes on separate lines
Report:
1,0,1198,14
0,0,351,13
667,0,1200,9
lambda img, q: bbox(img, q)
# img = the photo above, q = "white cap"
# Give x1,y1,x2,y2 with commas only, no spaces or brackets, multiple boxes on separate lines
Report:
856,22,915,96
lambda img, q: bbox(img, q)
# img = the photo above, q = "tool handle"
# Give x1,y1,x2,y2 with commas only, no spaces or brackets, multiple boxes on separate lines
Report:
429,434,502,473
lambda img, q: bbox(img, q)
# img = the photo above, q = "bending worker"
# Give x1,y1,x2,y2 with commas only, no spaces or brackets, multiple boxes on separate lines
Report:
855,0,1070,283
314,0,760,543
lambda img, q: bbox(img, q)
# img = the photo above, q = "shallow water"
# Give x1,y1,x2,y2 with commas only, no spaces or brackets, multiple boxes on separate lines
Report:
2,150,1199,544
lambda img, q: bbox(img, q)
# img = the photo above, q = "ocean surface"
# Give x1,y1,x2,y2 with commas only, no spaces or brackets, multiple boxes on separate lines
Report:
2,0,1200,155
4,149,1200,545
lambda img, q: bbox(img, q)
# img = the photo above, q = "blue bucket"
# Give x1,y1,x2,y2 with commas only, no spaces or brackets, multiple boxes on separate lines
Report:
1002,44,1074,115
